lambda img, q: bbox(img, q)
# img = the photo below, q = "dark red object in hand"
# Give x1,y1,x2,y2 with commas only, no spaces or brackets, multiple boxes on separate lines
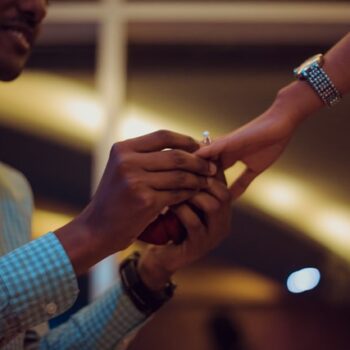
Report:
139,211,187,245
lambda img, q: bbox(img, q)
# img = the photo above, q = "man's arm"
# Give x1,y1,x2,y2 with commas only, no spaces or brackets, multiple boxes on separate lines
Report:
0,233,79,347
196,32,350,198
0,130,216,346
38,173,231,350
55,130,216,276
38,280,146,350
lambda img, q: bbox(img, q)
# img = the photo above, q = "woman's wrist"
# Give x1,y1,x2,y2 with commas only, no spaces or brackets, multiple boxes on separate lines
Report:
138,249,174,292
273,33,350,127
120,252,176,315
273,80,324,127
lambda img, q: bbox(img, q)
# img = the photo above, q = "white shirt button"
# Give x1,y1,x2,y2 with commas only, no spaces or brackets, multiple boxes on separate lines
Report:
45,302,58,315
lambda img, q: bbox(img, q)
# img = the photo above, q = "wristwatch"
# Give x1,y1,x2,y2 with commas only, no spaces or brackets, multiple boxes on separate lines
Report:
119,252,176,315
294,53,342,107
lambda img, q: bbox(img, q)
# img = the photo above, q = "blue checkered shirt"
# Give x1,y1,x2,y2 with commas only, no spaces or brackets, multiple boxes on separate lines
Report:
0,162,148,349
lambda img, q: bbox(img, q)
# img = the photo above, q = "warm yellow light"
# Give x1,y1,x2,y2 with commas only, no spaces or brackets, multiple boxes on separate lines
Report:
176,266,282,304
119,108,161,140
246,173,309,215
62,98,103,134
264,181,300,208
313,209,350,247
0,71,103,150
120,104,185,140
32,208,74,239
119,104,221,142
224,161,247,187
241,170,350,263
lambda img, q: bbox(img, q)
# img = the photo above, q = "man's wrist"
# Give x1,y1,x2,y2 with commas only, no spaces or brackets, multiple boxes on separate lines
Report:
55,218,101,276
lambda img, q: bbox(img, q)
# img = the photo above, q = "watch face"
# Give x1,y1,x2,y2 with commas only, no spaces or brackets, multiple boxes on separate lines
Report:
295,54,324,77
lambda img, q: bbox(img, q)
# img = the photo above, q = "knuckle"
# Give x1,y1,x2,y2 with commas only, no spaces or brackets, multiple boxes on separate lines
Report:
206,201,220,214
186,135,196,144
110,142,121,158
110,142,130,169
177,173,204,190
116,157,132,175
197,158,209,173
192,177,206,190
173,190,190,203
174,171,188,187
156,129,172,142
124,174,140,192
172,189,183,200
183,135,197,148
171,150,187,167
188,217,203,232
184,135,199,152
136,190,156,209
110,141,129,155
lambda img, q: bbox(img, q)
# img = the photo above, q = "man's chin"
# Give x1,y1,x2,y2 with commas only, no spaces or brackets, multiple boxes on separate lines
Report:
0,68,22,82
0,57,26,82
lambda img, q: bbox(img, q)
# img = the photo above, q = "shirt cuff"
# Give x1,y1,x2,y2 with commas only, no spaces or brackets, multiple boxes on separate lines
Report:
39,280,148,350
0,232,79,333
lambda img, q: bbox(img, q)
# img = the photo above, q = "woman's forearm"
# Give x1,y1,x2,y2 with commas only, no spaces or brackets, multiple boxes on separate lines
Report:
324,32,350,96
271,32,350,127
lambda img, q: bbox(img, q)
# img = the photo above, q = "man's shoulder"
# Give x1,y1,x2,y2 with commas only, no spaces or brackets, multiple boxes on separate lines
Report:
0,162,32,202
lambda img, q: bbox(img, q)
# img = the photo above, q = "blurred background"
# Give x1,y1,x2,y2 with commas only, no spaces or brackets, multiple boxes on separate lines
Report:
0,0,350,349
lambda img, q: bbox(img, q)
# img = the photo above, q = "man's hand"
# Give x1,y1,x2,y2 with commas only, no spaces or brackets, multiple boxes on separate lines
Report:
56,130,217,275
196,107,297,199
138,174,231,291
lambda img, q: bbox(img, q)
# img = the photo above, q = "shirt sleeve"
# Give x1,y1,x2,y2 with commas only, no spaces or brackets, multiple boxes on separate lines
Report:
0,232,79,347
39,280,149,350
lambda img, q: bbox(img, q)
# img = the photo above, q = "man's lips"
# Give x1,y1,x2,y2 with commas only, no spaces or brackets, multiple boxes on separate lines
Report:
0,22,35,50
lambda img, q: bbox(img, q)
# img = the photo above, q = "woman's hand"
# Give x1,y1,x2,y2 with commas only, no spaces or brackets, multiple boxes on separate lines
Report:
138,174,231,291
196,108,297,199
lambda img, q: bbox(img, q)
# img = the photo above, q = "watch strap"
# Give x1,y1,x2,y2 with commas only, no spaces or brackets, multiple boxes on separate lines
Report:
294,56,342,107
305,64,342,107
119,252,176,315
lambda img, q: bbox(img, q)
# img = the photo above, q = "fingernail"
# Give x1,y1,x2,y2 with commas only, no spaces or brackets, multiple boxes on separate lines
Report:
209,162,217,175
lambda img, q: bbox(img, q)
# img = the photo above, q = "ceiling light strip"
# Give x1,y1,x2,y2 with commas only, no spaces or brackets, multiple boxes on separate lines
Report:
46,2,350,24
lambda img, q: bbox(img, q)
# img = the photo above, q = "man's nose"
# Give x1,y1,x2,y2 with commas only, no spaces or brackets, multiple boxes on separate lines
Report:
17,0,47,23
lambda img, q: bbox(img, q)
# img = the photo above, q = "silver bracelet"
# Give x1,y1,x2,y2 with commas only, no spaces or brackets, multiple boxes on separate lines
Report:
294,54,342,107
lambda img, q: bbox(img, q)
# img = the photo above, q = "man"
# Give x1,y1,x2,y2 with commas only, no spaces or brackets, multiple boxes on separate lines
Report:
0,0,232,348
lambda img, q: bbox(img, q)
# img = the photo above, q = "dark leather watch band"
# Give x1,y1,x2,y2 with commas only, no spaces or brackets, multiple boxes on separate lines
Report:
119,252,176,315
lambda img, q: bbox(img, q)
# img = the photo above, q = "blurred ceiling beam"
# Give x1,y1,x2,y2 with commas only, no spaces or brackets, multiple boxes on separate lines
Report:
47,2,350,23
41,2,350,45
89,0,126,300
124,2,350,24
